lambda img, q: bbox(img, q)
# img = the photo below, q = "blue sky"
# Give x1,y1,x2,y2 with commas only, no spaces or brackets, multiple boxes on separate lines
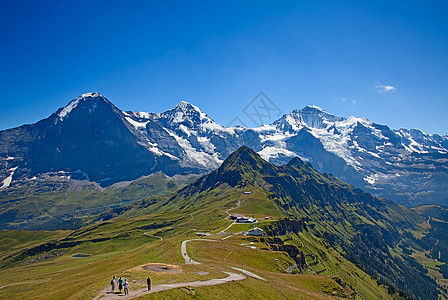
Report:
1,0,447,134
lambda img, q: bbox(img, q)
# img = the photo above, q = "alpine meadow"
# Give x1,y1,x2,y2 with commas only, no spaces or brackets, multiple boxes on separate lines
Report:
1,1,448,299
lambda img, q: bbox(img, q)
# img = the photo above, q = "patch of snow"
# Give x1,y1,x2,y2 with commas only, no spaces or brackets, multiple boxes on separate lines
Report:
257,147,302,162
367,151,380,158
251,124,277,132
179,124,192,136
81,92,98,98
2,176,13,188
148,144,179,160
364,174,377,185
352,141,366,153
306,105,326,111
430,145,445,151
396,129,432,154
125,116,149,129
310,125,362,169
197,136,216,153
408,138,428,153
57,92,102,122
129,111,152,119
173,112,185,123
404,137,428,153
1,166,17,189
260,132,290,143
401,144,413,153
201,120,235,135
298,115,389,169
346,116,370,125
364,172,391,186
164,128,222,168
58,98,82,120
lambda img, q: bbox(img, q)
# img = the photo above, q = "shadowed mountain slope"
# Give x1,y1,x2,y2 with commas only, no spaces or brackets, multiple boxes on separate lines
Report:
107,146,443,299
1,93,447,207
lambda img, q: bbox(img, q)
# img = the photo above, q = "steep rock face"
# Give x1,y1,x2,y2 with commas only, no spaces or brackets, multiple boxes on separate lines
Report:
26,94,157,183
1,93,447,206
0,93,198,186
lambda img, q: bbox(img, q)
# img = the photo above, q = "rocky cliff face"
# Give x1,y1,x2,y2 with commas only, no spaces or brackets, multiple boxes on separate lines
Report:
1,93,447,206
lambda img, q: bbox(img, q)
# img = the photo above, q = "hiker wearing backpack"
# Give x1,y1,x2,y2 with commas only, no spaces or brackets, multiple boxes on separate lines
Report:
117,277,124,293
110,276,116,293
123,278,129,295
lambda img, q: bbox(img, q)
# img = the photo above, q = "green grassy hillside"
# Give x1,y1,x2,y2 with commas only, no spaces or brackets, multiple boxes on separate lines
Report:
0,172,198,230
0,146,446,299
0,192,392,299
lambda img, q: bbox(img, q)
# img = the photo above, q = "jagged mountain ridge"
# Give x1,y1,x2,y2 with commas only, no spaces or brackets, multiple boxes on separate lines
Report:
103,146,442,299
1,92,447,206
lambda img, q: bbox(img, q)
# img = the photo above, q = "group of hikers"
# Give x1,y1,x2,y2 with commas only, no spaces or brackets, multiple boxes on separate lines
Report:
110,275,152,295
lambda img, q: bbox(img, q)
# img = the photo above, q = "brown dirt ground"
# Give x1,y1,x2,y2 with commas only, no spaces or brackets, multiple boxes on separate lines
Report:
134,263,183,273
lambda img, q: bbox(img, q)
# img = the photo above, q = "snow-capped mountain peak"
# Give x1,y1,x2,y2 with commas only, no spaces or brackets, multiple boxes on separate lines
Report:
296,105,345,129
56,92,106,122
80,92,102,98
2,92,447,207
174,100,208,118
303,105,326,112
175,100,200,111
273,105,346,132
160,101,212,127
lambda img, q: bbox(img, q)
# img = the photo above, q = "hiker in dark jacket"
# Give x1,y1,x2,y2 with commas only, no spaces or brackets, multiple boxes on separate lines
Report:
110,276,116,293
147,276,151,290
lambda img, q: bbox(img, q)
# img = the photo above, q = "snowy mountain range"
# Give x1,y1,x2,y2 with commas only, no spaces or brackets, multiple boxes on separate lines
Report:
1,92,447,207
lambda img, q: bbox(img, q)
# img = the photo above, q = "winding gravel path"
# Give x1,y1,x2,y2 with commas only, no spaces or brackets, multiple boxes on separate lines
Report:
181,239,217,265
93,208,267,299
92,272,245,300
